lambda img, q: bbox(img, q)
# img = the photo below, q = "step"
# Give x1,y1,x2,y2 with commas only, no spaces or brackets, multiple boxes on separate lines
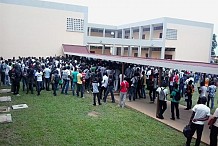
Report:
0,96,11,102
0,89,11,94
0,114,12,123
12,104,28,110
0,106,10,113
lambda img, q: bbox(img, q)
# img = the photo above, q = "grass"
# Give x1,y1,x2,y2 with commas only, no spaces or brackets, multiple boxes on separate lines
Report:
0,86,208,146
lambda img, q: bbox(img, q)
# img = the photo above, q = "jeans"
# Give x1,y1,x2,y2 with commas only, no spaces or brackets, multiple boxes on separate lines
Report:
210,125,218,146
100,86,107,99
72,82,77,96
186,123,204,146
22,77,27,91
93,93,101,105
45,78,50,91
120,92,127,108
186,94,192,109
85,78,90,91
129,86,136,101
114,79,119,91
27,78,34,94
159,100,167,118
207,95,214,109
5,74,10,86
103,86,115,103
13,80,20,95
141,85,146,98
1,72,5,85
77,83,83,97
37,81,42,95
53,83,58,96
171,102,180,119
61,79,69,94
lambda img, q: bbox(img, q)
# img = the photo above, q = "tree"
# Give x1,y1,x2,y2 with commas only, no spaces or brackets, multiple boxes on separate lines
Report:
211,34,217,56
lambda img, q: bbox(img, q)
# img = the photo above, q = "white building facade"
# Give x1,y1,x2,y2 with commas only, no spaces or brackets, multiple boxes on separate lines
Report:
0,0,214,63
87,17,214,63
0,0,88,58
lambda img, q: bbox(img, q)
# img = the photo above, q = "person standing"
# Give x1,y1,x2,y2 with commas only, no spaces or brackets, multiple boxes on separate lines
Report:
170,83,181,120
207,81,216,109
185,80,194,110
92,77,101,106
51,70,59,96
156,83,168,119
185,97,210,146
77,70,83,98
43,66,51,91
61,66,70,95
100,73,108,100
71,68,78,96
119,77,129,108
103,74,115,103
35,68,43,96
209,108,218,146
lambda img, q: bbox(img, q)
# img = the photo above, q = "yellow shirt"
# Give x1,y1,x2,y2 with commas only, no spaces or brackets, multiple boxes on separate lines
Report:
77,73,82,84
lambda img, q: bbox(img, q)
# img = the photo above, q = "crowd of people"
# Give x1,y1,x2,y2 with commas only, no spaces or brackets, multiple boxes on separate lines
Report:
0,55,218,146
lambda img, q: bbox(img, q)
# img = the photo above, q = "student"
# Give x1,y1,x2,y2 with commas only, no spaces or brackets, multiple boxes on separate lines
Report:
92,77,101,106
35,68,43,96
156,82,168,119
170,83,181,120
51,70,59,96
185,80,194,110
119,77,129,108
207,81,216,109
209,108,218,146
186,97,210,146
197,81,207,104
103,74,115,103
77,70,83,98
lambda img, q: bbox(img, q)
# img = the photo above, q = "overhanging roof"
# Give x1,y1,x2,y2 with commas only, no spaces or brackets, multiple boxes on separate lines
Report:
64,52,218,75
62,44,89,54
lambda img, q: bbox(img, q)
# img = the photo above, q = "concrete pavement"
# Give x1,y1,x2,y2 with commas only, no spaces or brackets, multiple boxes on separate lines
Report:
113,95,211,145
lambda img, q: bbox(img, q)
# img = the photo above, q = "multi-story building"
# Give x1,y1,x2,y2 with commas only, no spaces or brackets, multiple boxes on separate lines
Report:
0,0,214,63
87,17,214,63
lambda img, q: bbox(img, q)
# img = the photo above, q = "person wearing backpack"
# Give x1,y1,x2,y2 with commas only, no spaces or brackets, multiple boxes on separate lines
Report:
170,83,181,120
156,82,168,119
51,70,59,96
207,81,216,109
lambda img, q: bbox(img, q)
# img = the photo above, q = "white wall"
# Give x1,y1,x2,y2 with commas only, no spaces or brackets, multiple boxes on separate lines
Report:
165,23,212,63
0,3,85,59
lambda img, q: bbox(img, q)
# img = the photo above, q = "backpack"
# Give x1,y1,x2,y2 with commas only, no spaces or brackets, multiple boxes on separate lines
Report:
54,74,60,84
174,90,181,101
159,88,166,101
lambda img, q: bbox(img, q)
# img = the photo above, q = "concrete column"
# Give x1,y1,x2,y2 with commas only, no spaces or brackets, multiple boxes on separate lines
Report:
139,26,142,39
148,48,152,58
112,44,117,55
128,46,132,56
122,29,125,39
88,27,91,36
103,29,105,37
115,31,118,38
130,28,133,39
121,46,124,56
138,46,142,57
160,46,165,59
149,24,153,40
102,45,105,55
88,44,91,52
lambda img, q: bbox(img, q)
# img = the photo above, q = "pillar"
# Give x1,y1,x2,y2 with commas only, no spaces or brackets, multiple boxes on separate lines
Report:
115,31,118,38
112,44,117,55
103,28,105,37
121,46,124,56
148,48,152,58
139,26,142,39
156,67,163,117
138,46,142,57
122,29,125,39
130,28,133,39
149,24,153,40
88,27,91,36
88,44,91,53
128,46,132,56
160,46,165,59
102,45,105,55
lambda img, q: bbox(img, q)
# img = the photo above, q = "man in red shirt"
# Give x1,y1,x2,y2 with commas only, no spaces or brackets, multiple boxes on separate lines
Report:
119,77,129,108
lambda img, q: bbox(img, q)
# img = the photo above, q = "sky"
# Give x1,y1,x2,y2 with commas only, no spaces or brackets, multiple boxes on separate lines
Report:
45,0,218,54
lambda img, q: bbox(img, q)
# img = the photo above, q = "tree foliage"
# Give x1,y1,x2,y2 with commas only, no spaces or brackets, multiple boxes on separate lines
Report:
212,34,217,56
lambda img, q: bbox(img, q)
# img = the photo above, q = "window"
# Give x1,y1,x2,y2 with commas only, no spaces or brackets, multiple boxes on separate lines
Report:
66,17,84,32
142,34,145,39
134,53,138,57
166,29,177,40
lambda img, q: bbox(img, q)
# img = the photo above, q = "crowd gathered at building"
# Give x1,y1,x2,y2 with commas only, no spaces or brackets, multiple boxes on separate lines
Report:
0,55,218,146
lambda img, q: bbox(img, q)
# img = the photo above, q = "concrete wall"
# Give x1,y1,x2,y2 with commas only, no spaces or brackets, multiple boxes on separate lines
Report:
165,23,212,62
0,2,86,59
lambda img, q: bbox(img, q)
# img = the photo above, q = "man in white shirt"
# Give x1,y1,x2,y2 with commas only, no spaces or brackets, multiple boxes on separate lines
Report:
156,83,168,119
43,66,51,91
35,69,43,96
100,73,108,99
186,96,210,146
61,66,70,95
209,108,218,146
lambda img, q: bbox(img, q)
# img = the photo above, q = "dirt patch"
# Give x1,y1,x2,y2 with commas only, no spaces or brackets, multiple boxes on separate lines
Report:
88,111,100,117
